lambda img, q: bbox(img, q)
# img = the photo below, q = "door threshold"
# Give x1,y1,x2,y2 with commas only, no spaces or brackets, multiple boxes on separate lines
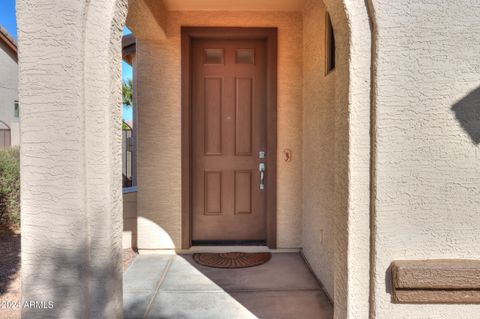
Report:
192,240,266,246
176,246,301,254
137,247,301,255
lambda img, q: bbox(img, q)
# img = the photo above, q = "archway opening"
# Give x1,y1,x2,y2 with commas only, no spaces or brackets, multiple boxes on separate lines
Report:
120,0,373,317
17,0,373,317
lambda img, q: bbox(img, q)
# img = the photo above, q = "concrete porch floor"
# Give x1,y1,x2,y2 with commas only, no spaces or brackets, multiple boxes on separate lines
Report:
123,253,333,319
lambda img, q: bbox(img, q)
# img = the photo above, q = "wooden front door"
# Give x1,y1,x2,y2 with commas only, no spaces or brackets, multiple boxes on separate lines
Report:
191,37,270,244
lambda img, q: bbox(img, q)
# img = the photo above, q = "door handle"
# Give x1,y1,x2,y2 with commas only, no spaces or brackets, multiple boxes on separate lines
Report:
259,163,266,190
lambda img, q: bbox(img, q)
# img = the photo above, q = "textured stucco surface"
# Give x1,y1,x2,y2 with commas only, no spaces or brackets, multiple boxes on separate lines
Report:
339,1,372,318
127,0,167,41
133,3,373,317
18,0,127,317
21,0,480,318
371,1,480,318
301,0,335,299
318,1,372,318
123,191,138,249
17,0,375,317
0,39,19,146
163,0,307,12
134,10,304,250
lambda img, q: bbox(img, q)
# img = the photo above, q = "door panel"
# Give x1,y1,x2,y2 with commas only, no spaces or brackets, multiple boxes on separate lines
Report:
192,38,267,242
235,78,253,155
204,171,222,215
204,78,223,155
235,170,252,215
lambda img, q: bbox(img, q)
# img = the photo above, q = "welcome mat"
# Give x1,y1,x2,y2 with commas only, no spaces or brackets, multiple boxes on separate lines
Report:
192,252,272,269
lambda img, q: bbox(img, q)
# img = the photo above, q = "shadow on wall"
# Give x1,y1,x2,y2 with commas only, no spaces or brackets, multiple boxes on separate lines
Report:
22,238,122,317
451,87,480,144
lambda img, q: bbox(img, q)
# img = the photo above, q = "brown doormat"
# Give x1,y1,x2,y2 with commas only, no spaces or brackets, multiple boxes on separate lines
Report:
192,252,272,269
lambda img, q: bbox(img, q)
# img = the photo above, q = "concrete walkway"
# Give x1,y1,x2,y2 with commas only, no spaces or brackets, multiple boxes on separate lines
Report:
123,253,333,319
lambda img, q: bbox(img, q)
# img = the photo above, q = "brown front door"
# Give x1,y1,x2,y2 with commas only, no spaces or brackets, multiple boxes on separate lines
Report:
191,37,269,243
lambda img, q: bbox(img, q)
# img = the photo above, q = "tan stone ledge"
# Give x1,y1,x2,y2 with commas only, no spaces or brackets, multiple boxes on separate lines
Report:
391,260,480,304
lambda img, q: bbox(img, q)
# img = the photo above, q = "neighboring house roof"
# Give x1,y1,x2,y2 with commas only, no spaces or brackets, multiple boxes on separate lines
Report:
122,34,136,65
0,120,10,130
123,120,133,130
0,26,17,56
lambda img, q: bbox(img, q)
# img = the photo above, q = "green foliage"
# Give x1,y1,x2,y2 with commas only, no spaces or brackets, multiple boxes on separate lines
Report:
122,78,133,107
0,147,20,228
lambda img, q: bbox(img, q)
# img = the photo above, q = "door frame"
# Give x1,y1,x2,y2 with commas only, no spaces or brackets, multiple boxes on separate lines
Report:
181,27,278,249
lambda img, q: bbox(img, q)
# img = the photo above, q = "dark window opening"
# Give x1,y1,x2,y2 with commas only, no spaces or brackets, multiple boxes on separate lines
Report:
325,12,335,75
14,101,19,118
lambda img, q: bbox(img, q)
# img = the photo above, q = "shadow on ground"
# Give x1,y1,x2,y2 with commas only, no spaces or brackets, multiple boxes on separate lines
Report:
0,227,20,295
123,253,333,319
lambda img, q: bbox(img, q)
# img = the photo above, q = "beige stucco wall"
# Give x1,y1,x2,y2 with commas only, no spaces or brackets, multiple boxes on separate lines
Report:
135,11,304,250
301,0,335,299
123,191,138,249
371,1,480,318
18,0,127,317
322,1,372,317
18,0,373,317
26,0,480,317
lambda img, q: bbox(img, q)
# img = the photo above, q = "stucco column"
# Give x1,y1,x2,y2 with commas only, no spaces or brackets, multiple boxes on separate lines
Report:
320,0,373,318
17,0,127,318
